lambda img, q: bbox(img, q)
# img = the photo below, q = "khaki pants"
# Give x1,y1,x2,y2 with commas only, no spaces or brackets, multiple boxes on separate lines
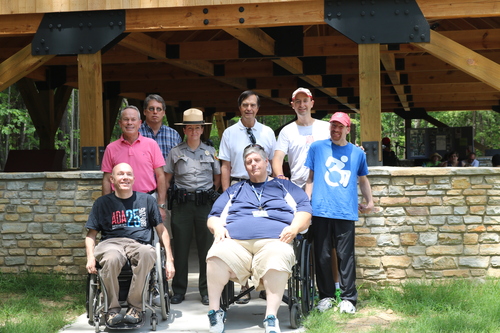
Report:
94,237,156,311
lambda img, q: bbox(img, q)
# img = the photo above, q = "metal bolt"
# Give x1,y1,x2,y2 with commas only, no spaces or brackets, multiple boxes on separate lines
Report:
79,22,84,28
239,6,244,12
204,19,209,25
370,10,375,16
80,46,84,51
327,12,332,18
361,36,366,41
414,25,419,31
203,8,208,14
404,9,409,15
35,47,40,52
40,39,45,44
45,47,49,51
420,34,425,40
409,34,414,39
371,35,375,40
88,22,92,27
88,46,92,51
57,23,62,29
48,24,53,29
395,9,400,15
239,18,245,23
337,12,341,17
118,21,123,26
109,22,114,27
360,11,365,16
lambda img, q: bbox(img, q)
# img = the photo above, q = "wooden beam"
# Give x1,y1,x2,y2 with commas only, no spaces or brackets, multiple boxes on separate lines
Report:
224,28,275,56
358,43,381,161
414,30,500,92
0,44,55,92
78,51,104,159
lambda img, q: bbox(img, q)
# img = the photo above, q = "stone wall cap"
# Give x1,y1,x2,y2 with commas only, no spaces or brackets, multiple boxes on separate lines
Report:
0,171,103,179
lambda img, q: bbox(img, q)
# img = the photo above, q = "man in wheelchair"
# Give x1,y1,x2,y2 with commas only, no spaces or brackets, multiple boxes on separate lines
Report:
85,163,175,327
206,145,312,333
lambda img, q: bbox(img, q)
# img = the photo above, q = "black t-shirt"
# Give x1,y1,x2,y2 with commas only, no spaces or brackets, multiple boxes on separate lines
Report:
86,192,161,244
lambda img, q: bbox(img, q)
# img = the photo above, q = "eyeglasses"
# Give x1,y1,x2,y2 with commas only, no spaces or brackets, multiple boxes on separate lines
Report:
246,127,256,145
244,143,265,150
147,107,164,113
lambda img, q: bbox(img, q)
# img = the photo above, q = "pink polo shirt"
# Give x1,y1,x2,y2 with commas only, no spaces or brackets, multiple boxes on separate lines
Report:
101,134,166,193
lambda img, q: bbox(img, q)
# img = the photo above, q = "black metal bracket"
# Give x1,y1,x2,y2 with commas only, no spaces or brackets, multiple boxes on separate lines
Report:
32,10,125,56
324,0,430,44
362,141,382,166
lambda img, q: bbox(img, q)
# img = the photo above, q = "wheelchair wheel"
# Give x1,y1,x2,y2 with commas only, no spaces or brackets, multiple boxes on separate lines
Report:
300,239,315,315
290,303,301,329
156,242,169,320
87,274,101,326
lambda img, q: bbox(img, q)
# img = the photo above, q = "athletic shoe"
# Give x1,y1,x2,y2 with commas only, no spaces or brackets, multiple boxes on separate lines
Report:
263,314,281,333
105,311,123,326
316,297,334,312
152,288,161,306
208,308,226,333
124,307,142,324
339,300,356,314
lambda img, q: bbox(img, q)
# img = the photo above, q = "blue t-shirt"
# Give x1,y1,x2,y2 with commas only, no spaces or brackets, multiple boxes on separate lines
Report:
209,178,312,240
86,192,161,244
305,139,368,221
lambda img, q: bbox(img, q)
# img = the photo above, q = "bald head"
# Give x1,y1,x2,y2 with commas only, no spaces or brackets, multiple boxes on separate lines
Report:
110,163,135,196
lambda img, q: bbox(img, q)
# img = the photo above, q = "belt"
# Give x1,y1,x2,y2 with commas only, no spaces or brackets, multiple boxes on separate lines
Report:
147,189,156,195
231,177,247,183
185,192,196,201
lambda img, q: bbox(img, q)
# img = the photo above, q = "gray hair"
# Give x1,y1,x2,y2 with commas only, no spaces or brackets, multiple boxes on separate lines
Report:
144,94,166,111
243,144,268,161
120,105,141,119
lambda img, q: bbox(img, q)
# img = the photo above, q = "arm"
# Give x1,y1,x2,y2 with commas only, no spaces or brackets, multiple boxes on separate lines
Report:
85,229,99,274
271,150,288,180
304,170,314,200
221,160,231,191
213,173,221,192
102,172,112,195
207,216,231,243
154,167,167,220
279,211,312,243
155,223,175,280
358,175,374,214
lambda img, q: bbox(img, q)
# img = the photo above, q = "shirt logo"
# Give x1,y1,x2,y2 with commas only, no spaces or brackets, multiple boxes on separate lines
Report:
324,155,351,187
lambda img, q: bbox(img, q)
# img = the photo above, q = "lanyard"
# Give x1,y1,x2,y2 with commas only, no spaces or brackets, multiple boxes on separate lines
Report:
250,176,268,210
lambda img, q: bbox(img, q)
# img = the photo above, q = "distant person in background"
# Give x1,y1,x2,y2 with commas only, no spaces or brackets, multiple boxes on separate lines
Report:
461,152,479,167
439,151,460,167
492,154,500,167
381,137,398,166
422,152,442,167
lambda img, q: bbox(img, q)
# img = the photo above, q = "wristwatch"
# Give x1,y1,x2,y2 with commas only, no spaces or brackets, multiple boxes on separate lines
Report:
157,203,166,209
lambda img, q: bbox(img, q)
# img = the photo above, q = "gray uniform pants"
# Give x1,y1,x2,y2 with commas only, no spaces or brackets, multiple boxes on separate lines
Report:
94,237,156,312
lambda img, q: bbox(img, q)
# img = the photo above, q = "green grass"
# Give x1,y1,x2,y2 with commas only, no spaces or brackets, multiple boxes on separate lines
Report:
0,271,86,333
303,279,500,333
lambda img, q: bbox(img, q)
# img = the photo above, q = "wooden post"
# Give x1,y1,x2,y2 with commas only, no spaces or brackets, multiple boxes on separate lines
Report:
358,43,382,162
78,51,104,166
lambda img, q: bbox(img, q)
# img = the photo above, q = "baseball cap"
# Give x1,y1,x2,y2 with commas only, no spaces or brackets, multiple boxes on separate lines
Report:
292,87,313,100
329,112,351,127
382,137,391,145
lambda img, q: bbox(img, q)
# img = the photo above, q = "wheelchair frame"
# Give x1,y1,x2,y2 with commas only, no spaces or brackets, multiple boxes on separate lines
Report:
86,242,170,332
219,234,315,329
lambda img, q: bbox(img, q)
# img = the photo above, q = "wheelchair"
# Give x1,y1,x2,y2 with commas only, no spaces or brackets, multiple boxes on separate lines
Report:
86,242,170,332
220,233,315,329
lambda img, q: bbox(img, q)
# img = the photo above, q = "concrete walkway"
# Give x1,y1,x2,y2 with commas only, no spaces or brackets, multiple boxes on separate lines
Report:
61,247,306,333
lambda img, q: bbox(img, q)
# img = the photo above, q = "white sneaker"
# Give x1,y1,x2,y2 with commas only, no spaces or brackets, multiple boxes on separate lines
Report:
339,300,356,314
263,314,281,333
208,309,226,333
316,297,334,312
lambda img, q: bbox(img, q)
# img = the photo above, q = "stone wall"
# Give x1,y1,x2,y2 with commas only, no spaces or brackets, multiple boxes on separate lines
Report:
0,168,499,285
356,167,500,286
0,171,102,275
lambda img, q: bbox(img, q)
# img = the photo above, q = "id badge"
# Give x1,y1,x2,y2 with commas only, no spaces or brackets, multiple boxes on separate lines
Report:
252,210,269,217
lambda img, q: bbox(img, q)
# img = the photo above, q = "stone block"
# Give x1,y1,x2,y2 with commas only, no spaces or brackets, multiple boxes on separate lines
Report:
405,207,429,216
4,214,19,221
479,233,500,243
63,239,85,248
443,269,470,278
366,217,385,226
357,257,380,268
442,196,466,205
361,269,387,279
9,249,25,255
407,246,426,256
392,177,414,185
411,197,442,206
412,256,433,269
480,244,500,255
458,256,489,268
430,206,452,215
387,268,406,279
34,214,54,222
42,223,63,234
5,256,25,265
486,206,500,215
419,233,438,246
463,234,479,245
451,177,471,189
470,269,487,277
1,223,27,233
32,240,62,248
381,256,411,268
438,233,462,245
61,206,85,214
27,256,58,266
406,268,425,278
355,235,377,247
464,216,483,224
429,216,446,225
453,206,468,215
488,197,500,205
400,233,418,246
426,245,463,255
65,224,84,234
377,234,400,247
466,196,487,205
432,257,457,269
37,248,52,255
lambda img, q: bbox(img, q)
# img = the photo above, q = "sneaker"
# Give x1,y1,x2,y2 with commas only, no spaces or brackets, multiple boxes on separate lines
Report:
105,311,123,326
208,308,226,333
263,314,281,333
339,300,356,314
124,307,142,324
316,297,334,312
152,288,161,306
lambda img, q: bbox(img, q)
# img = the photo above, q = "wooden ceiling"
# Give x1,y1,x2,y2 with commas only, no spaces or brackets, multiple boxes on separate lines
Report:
1,0,500,118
